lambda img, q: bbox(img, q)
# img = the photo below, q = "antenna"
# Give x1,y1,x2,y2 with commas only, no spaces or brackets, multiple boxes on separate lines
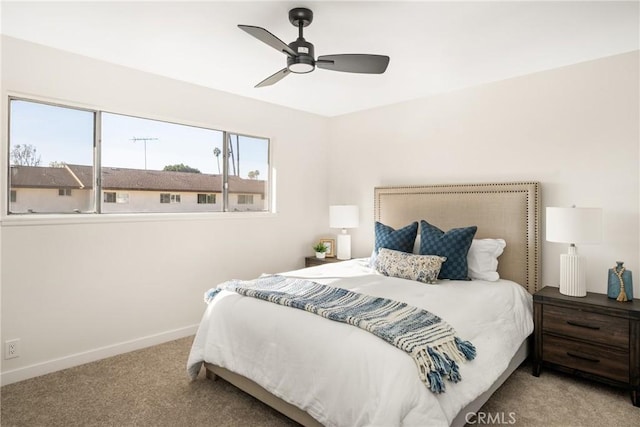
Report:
130,137,158,170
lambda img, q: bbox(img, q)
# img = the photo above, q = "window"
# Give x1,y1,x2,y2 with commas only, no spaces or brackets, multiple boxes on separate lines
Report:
9,99,94,214
104,192,116,203
105,192,128,204
116,193,129,204
226,133,269,212
10,190,16,203
198,193,216,204
237,194,254,205
101,112,224,213
7,98,270,215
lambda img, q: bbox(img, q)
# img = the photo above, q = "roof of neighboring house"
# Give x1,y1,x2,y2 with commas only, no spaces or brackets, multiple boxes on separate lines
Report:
66,164,93,188
10,164,265,194
9,165,82,188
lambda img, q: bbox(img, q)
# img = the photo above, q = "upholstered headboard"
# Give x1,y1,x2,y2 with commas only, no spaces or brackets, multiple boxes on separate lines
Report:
373,182,540,294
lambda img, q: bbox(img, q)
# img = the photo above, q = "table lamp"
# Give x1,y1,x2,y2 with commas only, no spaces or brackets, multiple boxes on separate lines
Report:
329,205,359,260
546,206,602,297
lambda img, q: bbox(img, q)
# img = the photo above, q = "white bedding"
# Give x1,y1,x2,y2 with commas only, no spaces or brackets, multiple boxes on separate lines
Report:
187,259,533,426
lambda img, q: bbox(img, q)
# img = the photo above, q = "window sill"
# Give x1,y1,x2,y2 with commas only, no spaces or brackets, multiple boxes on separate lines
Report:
0,211,277,227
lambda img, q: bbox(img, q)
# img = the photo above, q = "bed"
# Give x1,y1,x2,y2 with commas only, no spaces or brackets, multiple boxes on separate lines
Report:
187,182,540,426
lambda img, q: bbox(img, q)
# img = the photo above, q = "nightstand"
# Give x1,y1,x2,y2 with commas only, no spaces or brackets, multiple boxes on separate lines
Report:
304,256,344,268
533,286,640,407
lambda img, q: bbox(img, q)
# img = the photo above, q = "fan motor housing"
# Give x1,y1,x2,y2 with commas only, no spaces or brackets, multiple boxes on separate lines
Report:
287,39,315,73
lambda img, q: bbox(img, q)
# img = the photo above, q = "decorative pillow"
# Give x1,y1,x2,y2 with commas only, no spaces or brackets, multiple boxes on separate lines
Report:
370,221,419,266
375,248,446,284
467,239,506,281
419,220,477,280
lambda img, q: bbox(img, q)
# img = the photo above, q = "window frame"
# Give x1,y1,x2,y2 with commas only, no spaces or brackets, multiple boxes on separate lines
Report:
5,96,272,218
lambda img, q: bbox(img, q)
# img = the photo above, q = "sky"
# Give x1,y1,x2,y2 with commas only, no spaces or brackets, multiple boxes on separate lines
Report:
9,99,269,178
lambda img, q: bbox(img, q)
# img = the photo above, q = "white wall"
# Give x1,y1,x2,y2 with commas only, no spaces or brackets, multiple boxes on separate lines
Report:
0,36,330,384
328,51,639,297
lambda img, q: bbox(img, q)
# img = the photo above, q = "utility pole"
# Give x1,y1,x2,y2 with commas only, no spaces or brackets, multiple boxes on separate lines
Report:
130,137,158,169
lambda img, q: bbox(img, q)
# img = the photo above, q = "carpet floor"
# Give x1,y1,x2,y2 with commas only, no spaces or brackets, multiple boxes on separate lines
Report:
1,336,639,426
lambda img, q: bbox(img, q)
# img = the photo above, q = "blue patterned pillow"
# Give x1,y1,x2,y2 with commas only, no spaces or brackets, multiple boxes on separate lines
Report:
371,221,419,266
419,220,477,280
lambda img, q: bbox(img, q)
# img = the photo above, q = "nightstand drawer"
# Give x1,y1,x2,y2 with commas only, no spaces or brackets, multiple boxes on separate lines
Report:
543,334,629,382
543,304,629,349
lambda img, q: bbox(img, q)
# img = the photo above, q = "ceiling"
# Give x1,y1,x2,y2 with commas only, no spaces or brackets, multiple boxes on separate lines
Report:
1,1,638,117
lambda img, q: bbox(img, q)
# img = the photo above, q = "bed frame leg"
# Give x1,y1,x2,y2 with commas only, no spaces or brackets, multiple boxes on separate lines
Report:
205,367,218,381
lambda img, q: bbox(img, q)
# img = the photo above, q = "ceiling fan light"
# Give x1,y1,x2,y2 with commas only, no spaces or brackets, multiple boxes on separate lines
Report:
288,61,314,73
287,53,315,74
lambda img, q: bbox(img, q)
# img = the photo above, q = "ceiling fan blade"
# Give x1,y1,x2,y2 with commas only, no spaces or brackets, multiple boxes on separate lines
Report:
316,54,390,74
255,68,291,88
238,25,297,57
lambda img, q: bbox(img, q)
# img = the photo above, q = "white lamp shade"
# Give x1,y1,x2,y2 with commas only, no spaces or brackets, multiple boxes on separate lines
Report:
329,205,359,229
546,207,602,244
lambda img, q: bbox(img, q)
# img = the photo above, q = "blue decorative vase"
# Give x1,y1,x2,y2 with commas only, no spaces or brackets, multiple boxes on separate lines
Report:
607,261,633,301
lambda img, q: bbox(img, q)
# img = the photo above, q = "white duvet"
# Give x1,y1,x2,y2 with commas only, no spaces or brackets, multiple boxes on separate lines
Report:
187,259,533,427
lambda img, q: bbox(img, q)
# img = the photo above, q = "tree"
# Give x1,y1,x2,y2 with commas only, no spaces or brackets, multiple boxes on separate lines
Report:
49,161,66,168
248,170,260,180
213,147,221,174
163,163,201,173
11,144,41,166
228,134,238,176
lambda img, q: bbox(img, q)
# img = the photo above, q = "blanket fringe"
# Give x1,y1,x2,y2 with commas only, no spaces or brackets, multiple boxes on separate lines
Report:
455,336,477,360
204,288,223,303
413,339,476,393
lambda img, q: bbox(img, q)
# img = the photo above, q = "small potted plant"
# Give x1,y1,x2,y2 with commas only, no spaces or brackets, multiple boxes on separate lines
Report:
313,242,328,259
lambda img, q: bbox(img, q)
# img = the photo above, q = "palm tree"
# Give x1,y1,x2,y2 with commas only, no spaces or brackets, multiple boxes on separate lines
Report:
213,147,221,174
227,134,240,176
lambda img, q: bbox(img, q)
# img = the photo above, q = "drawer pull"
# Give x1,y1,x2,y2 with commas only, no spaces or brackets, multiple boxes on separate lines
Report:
566,351,600,363
566,320,600,330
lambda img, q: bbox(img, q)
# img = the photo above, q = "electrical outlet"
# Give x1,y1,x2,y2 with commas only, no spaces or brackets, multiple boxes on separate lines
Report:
5,339,20,359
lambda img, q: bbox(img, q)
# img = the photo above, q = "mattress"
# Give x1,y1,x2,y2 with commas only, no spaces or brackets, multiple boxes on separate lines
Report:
187,258,533,426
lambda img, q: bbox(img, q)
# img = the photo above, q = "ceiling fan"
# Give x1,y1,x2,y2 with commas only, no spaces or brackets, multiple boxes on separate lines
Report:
238,7,390,88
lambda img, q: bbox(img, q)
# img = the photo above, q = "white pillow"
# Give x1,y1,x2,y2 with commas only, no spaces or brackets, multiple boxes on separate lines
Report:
467,239,506,281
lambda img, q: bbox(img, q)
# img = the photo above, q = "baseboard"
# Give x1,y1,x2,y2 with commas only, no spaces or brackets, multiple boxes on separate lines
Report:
0,324,198,386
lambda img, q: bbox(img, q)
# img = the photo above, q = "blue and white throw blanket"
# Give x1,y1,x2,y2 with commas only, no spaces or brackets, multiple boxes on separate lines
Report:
206,275,476,393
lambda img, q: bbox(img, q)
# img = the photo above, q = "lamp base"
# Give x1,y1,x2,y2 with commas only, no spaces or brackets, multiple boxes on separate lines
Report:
336,232,351,260
559,245,586,297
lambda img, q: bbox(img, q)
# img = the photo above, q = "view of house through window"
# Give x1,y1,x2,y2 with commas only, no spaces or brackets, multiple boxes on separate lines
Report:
101,112,225,213
7,98,270,214
8,99,95,214
226,133,269,212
